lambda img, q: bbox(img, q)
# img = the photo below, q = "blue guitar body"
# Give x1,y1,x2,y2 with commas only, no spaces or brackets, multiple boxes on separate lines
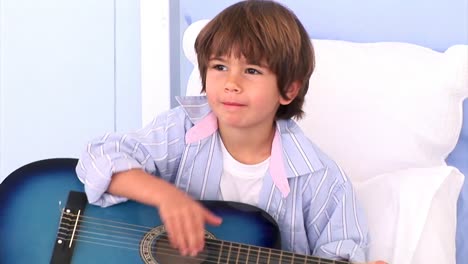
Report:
1,159,348,264
0,159,282,264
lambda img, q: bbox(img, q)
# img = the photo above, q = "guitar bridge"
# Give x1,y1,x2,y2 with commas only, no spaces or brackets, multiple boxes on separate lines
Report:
50,191,88,264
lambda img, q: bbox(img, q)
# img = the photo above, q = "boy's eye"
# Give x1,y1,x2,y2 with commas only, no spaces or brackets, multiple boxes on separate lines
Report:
246,68,261,74
213,64,227,71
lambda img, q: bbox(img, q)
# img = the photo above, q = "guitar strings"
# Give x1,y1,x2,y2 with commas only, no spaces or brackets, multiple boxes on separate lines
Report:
61,236,282,264
57,212,349,264
59,212,349,264
66,235,343,264
78,238,316,264
66,235,344,264
60,212,349,264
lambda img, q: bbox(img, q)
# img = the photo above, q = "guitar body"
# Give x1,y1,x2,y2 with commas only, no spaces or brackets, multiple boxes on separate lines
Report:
0,159,281,264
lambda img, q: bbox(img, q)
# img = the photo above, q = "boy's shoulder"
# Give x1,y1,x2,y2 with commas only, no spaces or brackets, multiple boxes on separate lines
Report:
174,95,211,125
146,96,209,132
277,119,348,183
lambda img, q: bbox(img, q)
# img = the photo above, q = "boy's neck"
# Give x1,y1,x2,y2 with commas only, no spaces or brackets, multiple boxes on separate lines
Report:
218,122,276,165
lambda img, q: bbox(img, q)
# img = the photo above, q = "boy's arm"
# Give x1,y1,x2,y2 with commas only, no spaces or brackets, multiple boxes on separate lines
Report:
76,108,222,256
75,109,186,207
107,168,177,208
307,180,369,263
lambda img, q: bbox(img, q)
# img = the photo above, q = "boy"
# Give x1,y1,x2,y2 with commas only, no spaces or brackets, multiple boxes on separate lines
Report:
77,1,383,263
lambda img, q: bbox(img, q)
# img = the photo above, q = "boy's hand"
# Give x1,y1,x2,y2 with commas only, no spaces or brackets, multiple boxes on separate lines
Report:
108,170,222,257
157,186,222,257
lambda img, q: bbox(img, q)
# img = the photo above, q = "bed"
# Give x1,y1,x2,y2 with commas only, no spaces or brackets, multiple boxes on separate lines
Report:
179,1,468,263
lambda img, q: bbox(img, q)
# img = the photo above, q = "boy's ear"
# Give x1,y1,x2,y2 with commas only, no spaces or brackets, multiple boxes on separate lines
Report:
279,81,301,105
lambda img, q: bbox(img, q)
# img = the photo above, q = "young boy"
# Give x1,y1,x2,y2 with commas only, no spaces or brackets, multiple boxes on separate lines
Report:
77,1,383,263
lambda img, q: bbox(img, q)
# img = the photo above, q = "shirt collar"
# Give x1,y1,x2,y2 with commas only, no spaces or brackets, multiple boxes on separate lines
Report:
176,95,212,125
176,96,217,143
177,95,292,197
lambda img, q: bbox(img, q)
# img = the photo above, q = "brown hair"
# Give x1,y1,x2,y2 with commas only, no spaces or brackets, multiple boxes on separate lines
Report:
194,0,315,120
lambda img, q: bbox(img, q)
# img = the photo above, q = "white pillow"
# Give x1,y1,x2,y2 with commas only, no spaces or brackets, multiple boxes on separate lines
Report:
354,166,463,264
183,19,207,96
302,40,468,181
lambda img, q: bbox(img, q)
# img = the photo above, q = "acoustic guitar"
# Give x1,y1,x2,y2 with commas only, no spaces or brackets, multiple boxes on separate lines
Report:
0,158,350,263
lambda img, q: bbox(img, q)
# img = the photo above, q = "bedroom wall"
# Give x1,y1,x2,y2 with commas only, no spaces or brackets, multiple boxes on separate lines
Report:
0,0,141,181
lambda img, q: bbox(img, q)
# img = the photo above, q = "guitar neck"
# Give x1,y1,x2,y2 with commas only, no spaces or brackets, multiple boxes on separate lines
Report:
205,237,351,264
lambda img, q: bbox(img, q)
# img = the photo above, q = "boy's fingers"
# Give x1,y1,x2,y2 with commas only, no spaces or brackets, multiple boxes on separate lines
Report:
203,209,222,226
167,217,188,255
184,213,205,256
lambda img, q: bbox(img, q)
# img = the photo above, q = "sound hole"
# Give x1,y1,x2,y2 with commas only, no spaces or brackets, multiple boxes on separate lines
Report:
139,225,216,264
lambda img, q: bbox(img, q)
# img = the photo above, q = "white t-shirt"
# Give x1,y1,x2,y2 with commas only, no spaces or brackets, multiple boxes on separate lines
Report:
219,140,270,207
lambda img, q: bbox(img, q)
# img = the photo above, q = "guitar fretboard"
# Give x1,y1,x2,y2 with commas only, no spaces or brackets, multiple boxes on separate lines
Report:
204,237,350,264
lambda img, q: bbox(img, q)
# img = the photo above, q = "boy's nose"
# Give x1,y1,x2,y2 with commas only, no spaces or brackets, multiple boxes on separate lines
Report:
224,84,240,93
224,75,241,93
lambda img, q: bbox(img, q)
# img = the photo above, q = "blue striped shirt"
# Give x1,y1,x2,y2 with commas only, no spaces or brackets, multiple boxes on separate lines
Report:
76,96,369,262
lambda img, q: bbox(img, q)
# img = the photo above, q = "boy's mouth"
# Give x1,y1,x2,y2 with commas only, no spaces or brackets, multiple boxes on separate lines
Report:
223,101,245,106
223,102,243,106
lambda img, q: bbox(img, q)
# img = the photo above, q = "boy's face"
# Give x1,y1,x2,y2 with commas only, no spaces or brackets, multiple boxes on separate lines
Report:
205,54,293,130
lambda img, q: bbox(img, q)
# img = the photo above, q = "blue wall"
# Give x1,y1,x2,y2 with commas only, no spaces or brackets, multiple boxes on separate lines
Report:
0,0,141,181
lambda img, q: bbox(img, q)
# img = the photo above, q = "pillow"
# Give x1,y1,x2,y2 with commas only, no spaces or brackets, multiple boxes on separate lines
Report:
301,41,468,181
354,166,464,264
183,19,207,96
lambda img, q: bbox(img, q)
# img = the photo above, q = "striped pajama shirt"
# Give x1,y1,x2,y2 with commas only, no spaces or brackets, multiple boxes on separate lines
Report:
76,96,369,262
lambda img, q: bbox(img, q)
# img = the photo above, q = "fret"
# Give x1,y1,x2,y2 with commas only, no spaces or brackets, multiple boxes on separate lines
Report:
234,242,241,263
242,244,259,264
234,243,249,263
266,248,284,264
217,240,224,263
246,245,251,263
257,247,270,264
280,251,295,263
268,248,275,264
255,245,261,263
202,238,223,263
214,240,232,263
319,257,336,264
227,242,232,263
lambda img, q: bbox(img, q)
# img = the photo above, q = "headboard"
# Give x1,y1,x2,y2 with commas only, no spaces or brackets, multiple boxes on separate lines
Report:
178,1,468,263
